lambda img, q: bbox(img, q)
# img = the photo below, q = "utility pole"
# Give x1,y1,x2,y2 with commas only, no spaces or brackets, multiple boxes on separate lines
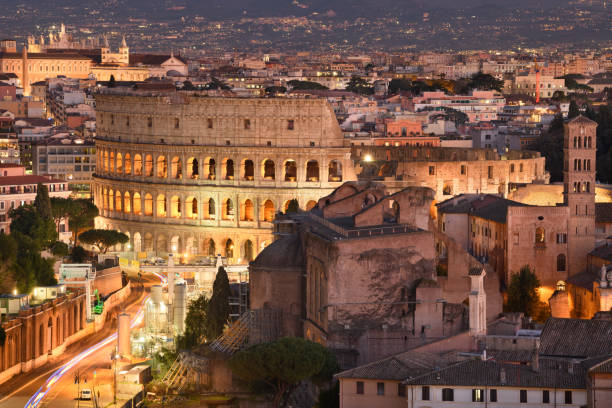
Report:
111,347,119,407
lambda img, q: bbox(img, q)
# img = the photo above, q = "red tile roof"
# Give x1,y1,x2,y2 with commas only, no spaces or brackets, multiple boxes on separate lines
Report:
0,175,64,186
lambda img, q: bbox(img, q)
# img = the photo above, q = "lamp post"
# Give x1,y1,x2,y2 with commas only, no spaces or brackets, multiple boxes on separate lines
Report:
111,347,120,406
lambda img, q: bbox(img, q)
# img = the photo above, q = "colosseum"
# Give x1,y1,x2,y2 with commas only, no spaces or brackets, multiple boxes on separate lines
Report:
93,91,355,263
93,90,549,264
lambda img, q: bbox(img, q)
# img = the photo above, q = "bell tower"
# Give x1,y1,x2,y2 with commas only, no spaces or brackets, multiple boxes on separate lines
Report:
563,115,597,275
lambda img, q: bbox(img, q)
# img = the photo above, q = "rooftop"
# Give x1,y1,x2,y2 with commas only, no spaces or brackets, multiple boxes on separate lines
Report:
539,318,612,359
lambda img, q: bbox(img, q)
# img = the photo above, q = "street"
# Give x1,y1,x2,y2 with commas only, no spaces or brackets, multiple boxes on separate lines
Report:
0,274,159,408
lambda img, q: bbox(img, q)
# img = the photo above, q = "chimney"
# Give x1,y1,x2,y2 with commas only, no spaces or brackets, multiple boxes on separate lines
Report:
531,351,539,372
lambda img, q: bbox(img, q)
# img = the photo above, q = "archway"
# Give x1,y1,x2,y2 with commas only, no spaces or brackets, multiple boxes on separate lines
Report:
242,159,254,180
225,239,234,260
222,198,234,220
170,196,181,218
204,239,216,257
306,160,319,182
156,234,168,253
241,199,254,221
171,156,182,179
187,157,199,179
262,159,275,180
243,239,254,263
328,160,342,182
144,154,153,176
133,232,142,253
157,155,167,178
306,200,317,211
223,159,234,180
156,194,167,217
186,197,198,219
284,160,297,181
170,235,181,253
262,200,275,222
124,153,132,175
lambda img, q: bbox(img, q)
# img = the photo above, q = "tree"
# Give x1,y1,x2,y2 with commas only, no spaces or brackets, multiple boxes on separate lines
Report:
530,113,564,182
78,229,129,253
229,337,337,408
345,76,374,95
206,266,231,339
286,80,328,91
12,233,56,293
265,86,287,95
34,183,52,221
505,265,545,319
54,198,99,246
182,80,196,90
177,293,210,349
0,234,18,294
50,241,69,257
9,205,57,250
70,245,87,263
568,100,581,119
206,77,230,90
108,75,116,88
285,199,299,214
466,72,504,92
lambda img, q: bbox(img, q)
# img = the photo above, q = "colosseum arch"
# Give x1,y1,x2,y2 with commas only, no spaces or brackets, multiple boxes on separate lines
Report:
134,154,143,176
242,159,254,180
261,199,275,222
306,160,320,181
223,158,235,180
383,199,400,223
133,192,142,215
170,235,181,253
222,198,234,220
187,157,199,179
103,150,109,172
171,156,183,179
115,191,122,212
108,189,114,211
116,152,123,174
186,196,198,219
144,232,153,252
224,238,235,260
124,192,131,213
144,154,153,177
156,194,167,217
133,232,142,252
103,188,109,210
144,194,153,216
241,199,254,221
262,159,275,180
306,200,317,211
284,159,297,181
156,234,168,253
170,196,181,218
124,153,132,175
204,238,216,257
203,157,216,180
242,239,254,262
328,160,342,182
205,197,216,220
109,152,115,173
157,156,168,178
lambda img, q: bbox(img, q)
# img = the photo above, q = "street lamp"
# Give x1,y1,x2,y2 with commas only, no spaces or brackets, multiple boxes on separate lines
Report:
111,347,120,406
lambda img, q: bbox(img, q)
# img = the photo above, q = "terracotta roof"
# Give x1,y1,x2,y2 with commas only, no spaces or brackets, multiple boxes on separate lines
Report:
0,175,64,186
130,53,187,66
590,245,612,262
437,194,528,223
539,318,612,359
404,358,586,389
596,203,612,223
336,350,450,381
249,233,305,270
568,115,597,125
0,52,91,60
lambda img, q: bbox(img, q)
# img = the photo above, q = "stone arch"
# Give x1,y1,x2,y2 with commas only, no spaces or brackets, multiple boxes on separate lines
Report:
204,238,216,257
224,238,235,260
103,150,109,172
242,239,254,263
170,235,181,253
222,198,234,220
170,196,181,218
328,160,342,182
133,192,142,215
133,232,142,252
306,200,317,211
103,188,109,210
203,157,216,180
284,159,297,181
108,189,114,211
205,197,216,220
157,155,167,178
185,236,197,256
144,232,153,252
124,153,132,175
109,151,115,173
144,154,153,176
124,192,131,213
262,159,275,180
134,154,143,176
115,190,122,212
241,199,254,221
384,199,400,223
171,156,183,179
38,323,44,356
222,158,235,180
242,159,254,180
187,157,199,179
116,152,123,174
306,160,320,182
186,196,198,219
144,193,153,216
262,199,275,222
156,234,168,253
156,194,167,217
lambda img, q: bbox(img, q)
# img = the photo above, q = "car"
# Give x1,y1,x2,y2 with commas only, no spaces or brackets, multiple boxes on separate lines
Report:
80,389,92,400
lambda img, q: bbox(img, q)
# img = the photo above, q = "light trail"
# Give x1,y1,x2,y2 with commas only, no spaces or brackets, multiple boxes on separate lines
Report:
24,275,160,408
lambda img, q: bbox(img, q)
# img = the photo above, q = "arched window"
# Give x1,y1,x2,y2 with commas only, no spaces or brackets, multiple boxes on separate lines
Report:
222,198,234,220
284,160,297,181
116,152,123,173
124,153,132,175
243,159,254,180
134,154,143,176
186,197,198,219
206,198,216,220
241,199,254,221
573,137,577,148
171,157,182,179
133,192,141,215
156,194,167,217
243,240,254,262
223,159,234,180
306,160,319,182
306,200,317,211
204,157,216,180
205,239,216,257
556,280,567,291
535,227,545,244
108,189,114,211
157,156,167,178
102,188,108,210
262,199,275,222
144,194,153,216
170,196,181,218
557,254,566,272
225,239,234,260
109,152,115,173
384,200,400,223
124,192,131,213
187,157,198,179
115,191,122,212
144,154,153,176
587,182,591,193
263,159,275,180
328,160,342,182
578,136,582,148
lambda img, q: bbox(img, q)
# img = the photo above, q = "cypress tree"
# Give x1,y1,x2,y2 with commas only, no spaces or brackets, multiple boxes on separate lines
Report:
206,266,231,339
34,183,52,221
